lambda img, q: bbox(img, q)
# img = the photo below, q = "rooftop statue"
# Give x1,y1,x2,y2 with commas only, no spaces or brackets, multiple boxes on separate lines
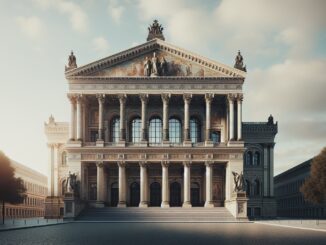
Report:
147,20,165,41
234,50,246,72
65,51,77,71
268,114,274,125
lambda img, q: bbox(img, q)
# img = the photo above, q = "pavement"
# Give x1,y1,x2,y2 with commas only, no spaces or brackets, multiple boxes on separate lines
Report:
0,222,326,245
0,217,65,231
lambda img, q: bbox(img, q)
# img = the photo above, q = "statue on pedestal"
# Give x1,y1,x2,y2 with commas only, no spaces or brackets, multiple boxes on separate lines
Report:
232,171,244,192
65,172,79,196
147,20,165,41
65,51,77,71
234,50,246,72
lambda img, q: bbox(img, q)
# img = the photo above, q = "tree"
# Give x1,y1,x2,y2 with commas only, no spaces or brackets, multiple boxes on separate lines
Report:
0,151,26,224
300,147,326,205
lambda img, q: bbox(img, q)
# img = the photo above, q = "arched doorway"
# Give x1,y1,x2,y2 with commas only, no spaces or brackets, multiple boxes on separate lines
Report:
170,182,181,207
150,182,161,206
111,182,118,207
130,182,140,207
191,182,200,206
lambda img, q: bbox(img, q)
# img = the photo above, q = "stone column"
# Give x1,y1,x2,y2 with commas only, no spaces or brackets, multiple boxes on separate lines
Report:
76,94,83,141
205,93,214,145
162,93,170,142
182,161,192,208
237,94,243,141
263,145,268,196
47,143,54,196
68,94,76,141
269,144,274,196
96,94,105,142
161,161,170,208
118,94,127,142
228,94,235,141
183,94,192,144
139,162,148,207
140,94,148,142
118,161,126,207
53,144,60,196
204,161,214,207
96,161,105,207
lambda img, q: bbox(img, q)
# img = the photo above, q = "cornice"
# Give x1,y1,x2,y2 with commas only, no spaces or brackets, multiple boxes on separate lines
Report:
65,39,246,79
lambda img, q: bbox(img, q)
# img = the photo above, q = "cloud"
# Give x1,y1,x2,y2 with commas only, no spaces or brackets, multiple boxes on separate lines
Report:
92,37,110,53
16,16,45,40
108,0,125,23
32,0,89,33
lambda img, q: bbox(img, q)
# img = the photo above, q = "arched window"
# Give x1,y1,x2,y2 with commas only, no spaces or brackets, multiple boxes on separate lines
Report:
111,117,120,143
211,131,221,143
131,117,141,143
254,179,260,196
61,179,66,196
149,117,162,144
246,152,253,166
62,152,67,166
190,117,201,143
245,180,251,196
253,152,260,166
169,117,182,143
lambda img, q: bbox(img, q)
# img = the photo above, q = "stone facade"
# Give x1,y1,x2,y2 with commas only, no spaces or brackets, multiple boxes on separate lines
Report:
44,29,277,219
0,160,47,219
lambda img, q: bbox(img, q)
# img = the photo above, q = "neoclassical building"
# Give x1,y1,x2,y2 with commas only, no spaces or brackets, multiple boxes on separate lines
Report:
44,21,277,219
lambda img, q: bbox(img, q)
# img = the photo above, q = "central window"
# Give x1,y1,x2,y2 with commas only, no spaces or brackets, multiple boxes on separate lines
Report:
190,117,201,143
131,117,141,143
111,117,120,143
169,117,182,143
149,117,162,144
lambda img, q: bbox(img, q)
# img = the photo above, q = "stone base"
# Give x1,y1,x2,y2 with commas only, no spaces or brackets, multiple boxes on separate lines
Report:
66,140,82,147
117,141,126,147
139,202,148,208
63,192,85,220
183,140,192,147
182,202,192,208
139,141,148,147
94,201,105,208
161,201,170,208
162,141,170,147
225,191,248,219
227,140,244,147
204,201,214,208
96,140,104,147
118,202,127,208
44,196,63,219
205,140,213,147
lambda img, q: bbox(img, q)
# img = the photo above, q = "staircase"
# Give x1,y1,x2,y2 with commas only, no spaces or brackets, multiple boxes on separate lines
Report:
76,207,243,222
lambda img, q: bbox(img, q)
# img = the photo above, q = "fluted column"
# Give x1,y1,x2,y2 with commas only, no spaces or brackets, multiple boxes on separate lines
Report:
96,161,105,207
237,94,243,141
118,161,126,207
228,94,235,141
183,94,192,144
161,161,170,208
96,94,105,141
205,93,214,144
68,94,76,141
118,94,127,142
182,161,192,208
162,93,170,142
47,143,54,196
139,162,148,207
204,161,214,207
76,94,83,141
140,94,148,142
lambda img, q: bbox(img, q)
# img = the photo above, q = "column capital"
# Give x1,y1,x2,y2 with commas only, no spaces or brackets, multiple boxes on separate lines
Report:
161,93,170,103
227,93,236,103
96,161,104,168
183,93,192,103
237,93,243,102
205,160,214,167
205,93,214,103
96,93,105,103
117,161,126,168
118,94,127,104
139,93,149,103
76,93,83,102
139,161,148,168
67,93,77,103
183,161,192,167
161,160,170,168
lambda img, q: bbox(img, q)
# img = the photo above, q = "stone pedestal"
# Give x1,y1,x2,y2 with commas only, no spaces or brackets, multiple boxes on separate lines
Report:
63,192,85,220
96,140,104,147
44,196,63,219
225,191,248,219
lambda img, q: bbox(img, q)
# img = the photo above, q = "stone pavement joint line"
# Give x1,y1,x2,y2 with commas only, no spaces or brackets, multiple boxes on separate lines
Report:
255,221,326,233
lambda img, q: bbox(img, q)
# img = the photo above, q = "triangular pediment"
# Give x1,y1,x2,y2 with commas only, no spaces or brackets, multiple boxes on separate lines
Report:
65,39,246,79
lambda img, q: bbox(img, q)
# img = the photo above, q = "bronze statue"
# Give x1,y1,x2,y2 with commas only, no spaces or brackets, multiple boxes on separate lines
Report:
65,51,77,71
234,50,246,72
66,171,78,194
232,171,244,192
147,20,165,41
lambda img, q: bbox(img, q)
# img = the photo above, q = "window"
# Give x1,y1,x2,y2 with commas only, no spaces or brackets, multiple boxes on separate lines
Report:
190,117,201,143
246,152,253,166
149,117,162,144
62,152,67,166
253,152,260,166
90,130,98,142
211,131,221,143
111,117,120,143
131,117,141,143
169,118,182,143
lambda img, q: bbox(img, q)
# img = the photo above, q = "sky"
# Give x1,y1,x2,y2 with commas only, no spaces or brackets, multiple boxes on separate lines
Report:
0,0,325,176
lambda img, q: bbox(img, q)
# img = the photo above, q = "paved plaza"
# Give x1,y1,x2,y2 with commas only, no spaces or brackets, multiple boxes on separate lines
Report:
0,222,325,245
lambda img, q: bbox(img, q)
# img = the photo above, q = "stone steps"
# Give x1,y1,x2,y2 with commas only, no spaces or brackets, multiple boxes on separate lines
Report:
77,207,241,222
